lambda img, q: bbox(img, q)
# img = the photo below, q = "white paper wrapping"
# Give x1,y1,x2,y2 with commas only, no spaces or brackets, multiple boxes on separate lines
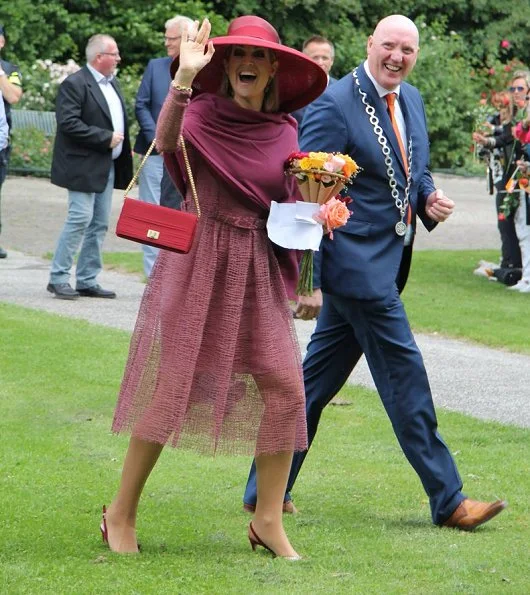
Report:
267,201,323,250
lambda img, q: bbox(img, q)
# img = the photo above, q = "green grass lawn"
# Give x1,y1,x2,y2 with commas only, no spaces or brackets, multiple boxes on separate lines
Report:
101,251,146,280
403,250,530,354
0,300,528,594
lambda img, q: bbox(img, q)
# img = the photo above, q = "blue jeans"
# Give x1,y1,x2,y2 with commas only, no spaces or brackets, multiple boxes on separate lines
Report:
138,154,163,276
49,167,114,289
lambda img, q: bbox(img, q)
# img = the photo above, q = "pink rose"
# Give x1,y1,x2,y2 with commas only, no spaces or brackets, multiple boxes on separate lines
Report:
323,155,346,173
500,40,511,49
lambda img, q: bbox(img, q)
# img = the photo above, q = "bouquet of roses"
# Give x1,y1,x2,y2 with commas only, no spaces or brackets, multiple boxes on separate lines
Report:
286,151,360,203
285,151,361,295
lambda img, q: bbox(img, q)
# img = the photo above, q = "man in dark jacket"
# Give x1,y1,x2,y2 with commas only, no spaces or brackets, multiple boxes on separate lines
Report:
47,34,132,300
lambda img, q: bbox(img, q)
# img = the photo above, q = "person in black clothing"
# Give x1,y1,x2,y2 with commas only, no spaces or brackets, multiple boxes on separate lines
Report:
0,24,23,259
474,73,530,281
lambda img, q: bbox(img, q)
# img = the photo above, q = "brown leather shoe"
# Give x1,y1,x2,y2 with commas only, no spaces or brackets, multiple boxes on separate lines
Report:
243,500,298,514
443,498,506,531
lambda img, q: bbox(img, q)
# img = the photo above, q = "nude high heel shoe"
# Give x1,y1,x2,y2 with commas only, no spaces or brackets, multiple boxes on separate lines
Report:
100,505,140,553
248,522,301,561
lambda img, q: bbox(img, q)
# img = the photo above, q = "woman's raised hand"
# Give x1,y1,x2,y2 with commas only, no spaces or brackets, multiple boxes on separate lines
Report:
176,18,215,82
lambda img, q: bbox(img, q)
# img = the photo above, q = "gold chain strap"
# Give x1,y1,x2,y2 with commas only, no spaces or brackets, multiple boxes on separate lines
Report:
180,136,201,218
123,137,201,219
123,139,156,196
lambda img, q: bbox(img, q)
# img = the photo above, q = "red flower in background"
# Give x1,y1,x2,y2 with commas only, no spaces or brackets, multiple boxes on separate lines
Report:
500,40,511,49
488,68,495,76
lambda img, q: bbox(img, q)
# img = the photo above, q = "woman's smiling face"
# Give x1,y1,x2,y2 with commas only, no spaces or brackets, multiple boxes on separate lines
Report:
224,45,278,111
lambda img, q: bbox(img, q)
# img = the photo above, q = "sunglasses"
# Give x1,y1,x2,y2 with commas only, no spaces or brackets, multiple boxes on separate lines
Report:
509,86,526,92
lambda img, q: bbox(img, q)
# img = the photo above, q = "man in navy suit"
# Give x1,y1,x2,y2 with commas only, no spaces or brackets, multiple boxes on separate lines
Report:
291,35,337,128
244,15,506,530
134,15,192,276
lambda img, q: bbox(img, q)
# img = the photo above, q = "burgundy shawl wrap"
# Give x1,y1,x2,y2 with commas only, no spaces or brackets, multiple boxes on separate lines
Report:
164,94,301,298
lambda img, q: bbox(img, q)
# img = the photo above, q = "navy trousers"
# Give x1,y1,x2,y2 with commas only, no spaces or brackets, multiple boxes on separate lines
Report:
244,288,464,525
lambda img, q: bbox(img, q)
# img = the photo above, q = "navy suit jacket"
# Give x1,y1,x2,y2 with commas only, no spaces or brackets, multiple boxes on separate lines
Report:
300,63,436,301
134,57,173,155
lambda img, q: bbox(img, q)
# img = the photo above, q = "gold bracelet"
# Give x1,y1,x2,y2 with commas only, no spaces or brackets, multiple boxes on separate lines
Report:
171,81,192,93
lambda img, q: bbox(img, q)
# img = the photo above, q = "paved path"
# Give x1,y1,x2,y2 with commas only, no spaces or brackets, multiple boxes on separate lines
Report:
1,174,529,428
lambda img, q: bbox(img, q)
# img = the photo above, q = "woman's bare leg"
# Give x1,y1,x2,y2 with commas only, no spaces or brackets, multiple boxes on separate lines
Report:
252,451,300,558
104,436,164,553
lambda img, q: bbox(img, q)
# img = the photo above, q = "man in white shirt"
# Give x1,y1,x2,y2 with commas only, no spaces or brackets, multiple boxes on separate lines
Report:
47,34,132,299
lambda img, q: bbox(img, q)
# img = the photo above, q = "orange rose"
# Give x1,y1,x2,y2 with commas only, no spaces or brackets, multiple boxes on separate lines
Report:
313,197,351,238
325,198,350,228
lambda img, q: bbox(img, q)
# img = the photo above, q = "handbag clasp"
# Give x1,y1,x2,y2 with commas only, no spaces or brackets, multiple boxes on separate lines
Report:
147,229,160,239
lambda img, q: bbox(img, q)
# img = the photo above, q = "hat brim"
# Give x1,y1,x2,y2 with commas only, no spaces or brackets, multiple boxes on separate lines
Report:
170,36,327,113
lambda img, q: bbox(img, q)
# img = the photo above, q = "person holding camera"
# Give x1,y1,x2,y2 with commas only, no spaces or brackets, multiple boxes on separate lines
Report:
473,72,530,283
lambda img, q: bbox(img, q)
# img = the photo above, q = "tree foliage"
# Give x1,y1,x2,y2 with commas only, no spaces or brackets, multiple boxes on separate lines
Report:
3,0,529,170
6,1,529,72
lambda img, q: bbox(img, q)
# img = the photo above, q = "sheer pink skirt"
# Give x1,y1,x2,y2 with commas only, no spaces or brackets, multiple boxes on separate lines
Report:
112,212,307,456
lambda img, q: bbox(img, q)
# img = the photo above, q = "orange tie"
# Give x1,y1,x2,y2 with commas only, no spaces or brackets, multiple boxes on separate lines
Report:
386,92,411,226
385,92,408,175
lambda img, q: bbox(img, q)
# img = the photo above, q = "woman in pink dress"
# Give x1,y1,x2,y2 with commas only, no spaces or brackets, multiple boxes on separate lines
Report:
102,16,326,559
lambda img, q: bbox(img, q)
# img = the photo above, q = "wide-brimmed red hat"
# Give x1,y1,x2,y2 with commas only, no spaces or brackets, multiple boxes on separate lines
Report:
170,16,327,113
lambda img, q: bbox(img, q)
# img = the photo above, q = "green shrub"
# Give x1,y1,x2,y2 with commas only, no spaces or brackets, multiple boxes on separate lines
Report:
9,128,53,175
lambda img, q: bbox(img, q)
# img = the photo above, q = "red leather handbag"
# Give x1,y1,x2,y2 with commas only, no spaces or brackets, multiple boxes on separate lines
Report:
116,137,200,253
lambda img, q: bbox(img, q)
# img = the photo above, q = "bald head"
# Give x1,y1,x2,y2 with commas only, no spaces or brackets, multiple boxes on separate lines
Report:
367,14,419,91
373,15,419,42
